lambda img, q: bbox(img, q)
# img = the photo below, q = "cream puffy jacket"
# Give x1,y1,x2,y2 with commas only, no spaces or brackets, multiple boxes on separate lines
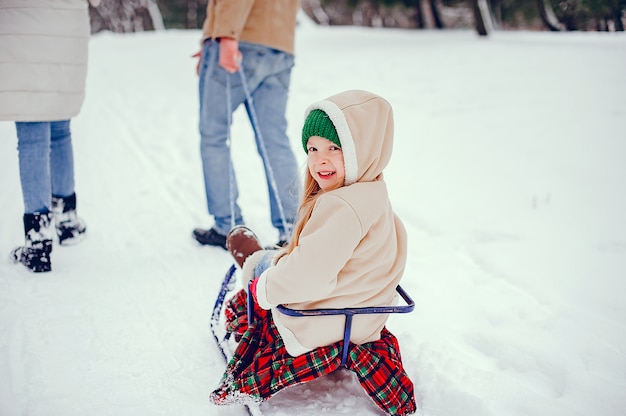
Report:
201,0,299,55
255,90,408,356
0,0,93,122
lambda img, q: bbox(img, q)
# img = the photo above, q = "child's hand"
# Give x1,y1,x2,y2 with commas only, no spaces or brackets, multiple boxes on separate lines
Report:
218,37,242,73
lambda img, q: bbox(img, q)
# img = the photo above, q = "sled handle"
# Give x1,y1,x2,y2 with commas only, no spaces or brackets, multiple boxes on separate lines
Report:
276,285,415,317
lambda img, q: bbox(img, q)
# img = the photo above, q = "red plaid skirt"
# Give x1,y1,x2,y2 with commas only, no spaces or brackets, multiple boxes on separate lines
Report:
210,289,417,416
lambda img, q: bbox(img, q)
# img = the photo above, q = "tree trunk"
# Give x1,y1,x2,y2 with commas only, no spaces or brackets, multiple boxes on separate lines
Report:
471,0,494,36
537,0,563,31
613,8,625,31
301,0,330,25
429,0,445,29
414,0,426,28
147,0,164,30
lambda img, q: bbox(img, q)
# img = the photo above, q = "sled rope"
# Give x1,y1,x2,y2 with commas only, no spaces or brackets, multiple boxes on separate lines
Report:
225,76,237,231
238,65,291,237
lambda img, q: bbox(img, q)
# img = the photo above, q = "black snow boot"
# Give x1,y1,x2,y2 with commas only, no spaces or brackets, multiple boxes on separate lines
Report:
51,193,86,245
10,212,54,273
192,227,227,249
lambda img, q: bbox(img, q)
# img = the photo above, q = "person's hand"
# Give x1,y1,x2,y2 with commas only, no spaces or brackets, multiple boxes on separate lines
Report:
218,37,242,73
191,50,201,75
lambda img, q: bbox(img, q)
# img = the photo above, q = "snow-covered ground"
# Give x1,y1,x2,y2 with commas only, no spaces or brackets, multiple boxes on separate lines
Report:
1,17,626,416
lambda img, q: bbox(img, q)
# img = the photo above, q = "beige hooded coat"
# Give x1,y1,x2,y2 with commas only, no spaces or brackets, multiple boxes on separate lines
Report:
255,90,408,356
0,0,93,122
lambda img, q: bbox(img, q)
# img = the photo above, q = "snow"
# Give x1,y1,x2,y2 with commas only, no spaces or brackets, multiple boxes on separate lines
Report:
2,17,626,416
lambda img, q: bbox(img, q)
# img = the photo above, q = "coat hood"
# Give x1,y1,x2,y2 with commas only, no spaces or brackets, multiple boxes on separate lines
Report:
303,90,394,185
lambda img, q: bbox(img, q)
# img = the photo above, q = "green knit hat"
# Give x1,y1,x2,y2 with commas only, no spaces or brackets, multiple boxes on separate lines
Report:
301,109,341,153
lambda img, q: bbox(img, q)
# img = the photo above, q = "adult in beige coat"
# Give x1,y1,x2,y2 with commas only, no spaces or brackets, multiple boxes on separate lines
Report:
0,0,98,272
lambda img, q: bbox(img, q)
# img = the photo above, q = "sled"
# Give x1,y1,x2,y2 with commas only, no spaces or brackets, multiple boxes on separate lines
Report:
210,264,417,415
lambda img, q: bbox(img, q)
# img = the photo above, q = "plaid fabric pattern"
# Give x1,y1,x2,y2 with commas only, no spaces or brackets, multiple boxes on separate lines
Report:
211,290,417,415
224,289,249,341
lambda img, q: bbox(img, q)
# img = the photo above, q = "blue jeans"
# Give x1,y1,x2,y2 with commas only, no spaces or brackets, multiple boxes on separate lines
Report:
254,251,276,278
198,40,300,238
15,120,76,214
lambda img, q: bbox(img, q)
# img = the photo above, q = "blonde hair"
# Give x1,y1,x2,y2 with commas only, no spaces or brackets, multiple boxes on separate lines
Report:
275,165,344,261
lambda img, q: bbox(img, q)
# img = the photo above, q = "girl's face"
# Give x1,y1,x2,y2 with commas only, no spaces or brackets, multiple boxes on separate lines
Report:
306,136,345,191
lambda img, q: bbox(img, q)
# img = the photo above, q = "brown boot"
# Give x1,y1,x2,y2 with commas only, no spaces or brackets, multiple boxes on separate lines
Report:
226,226,263,269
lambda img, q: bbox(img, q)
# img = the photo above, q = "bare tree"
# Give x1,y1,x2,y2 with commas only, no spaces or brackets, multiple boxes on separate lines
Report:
470,0,494,35
429,0,445,29
538,0,564,31
90,0,164,33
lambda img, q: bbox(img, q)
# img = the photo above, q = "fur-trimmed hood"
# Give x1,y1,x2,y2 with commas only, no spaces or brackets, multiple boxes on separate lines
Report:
303,90,394,185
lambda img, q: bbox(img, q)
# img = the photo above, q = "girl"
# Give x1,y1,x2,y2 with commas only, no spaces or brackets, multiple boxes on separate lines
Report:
210,90,416,415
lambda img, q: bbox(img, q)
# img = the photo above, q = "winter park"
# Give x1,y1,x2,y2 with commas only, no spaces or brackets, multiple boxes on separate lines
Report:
1,3,626,416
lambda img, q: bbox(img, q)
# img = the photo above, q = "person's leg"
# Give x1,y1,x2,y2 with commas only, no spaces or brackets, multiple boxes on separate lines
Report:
253,251,275,277
47,119,86,245
197,40,245,237
16,121,52,213
13,122,54,272
243,48,300,242
49,120,75,198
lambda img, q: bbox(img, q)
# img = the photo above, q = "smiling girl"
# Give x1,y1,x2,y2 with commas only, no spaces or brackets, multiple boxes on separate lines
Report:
211,90,415,415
